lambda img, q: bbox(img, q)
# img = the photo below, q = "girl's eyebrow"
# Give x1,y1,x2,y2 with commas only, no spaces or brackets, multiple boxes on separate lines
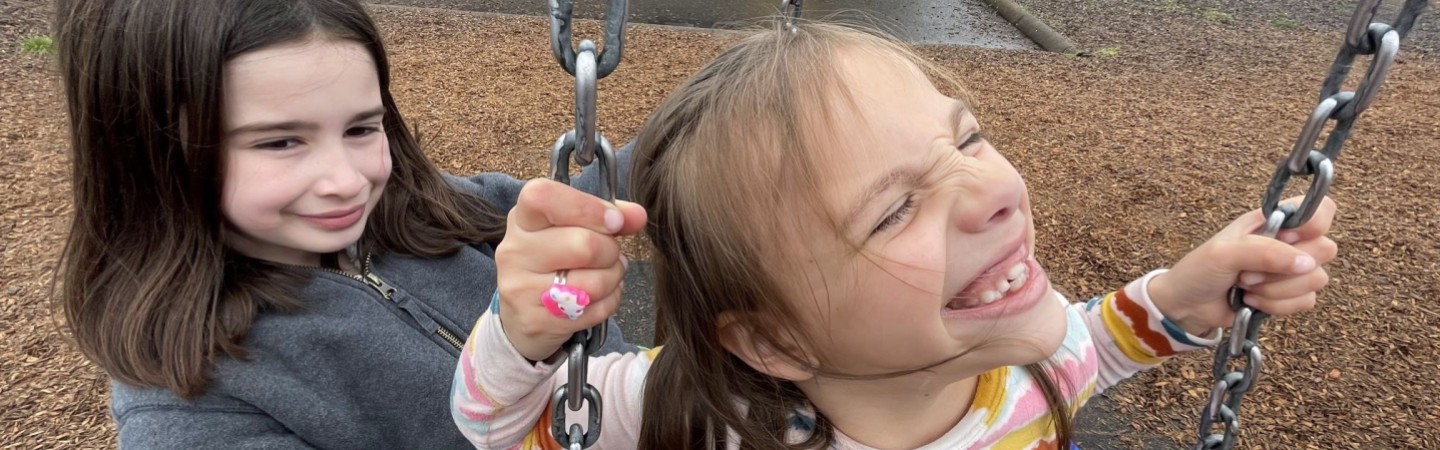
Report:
350,106,387,123
229,106,386,135
844,169,921,225
839,102,967,227
950,101,968,132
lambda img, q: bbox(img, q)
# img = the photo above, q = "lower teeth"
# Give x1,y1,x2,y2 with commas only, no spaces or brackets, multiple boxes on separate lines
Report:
949,262,1032,311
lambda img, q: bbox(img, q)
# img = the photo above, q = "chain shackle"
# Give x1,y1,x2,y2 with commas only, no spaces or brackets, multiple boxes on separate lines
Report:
548,0,629,78
1193,2,1427,448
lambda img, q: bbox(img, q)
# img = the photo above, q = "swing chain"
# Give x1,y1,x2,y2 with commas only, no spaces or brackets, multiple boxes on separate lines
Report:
549,0,627,79
549,0,629,166
1193,1,1427,449
781,0,803,32
547,0,628,448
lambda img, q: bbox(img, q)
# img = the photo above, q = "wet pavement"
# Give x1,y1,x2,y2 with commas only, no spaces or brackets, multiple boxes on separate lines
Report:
371,0,1037,49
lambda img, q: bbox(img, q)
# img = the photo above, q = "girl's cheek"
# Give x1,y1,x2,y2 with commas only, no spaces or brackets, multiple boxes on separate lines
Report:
378,140,393,180
359,139,393,187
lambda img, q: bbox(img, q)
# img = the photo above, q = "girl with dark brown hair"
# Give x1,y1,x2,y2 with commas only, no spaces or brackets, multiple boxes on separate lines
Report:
52,0,643,447
454,22,1339,449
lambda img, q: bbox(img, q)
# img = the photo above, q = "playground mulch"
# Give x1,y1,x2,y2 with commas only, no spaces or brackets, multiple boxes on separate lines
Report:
2,0,1437,448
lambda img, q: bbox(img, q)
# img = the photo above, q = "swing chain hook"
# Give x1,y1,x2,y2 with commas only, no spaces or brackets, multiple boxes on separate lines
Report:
547,0,628,448
781,0,803,32
1194,1,1427,449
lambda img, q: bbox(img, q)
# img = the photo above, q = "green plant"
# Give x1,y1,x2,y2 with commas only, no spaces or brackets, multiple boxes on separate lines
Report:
1271,15,1299,29
1160,0,1186,14
1094,46,1120,58
1202,9,1234,22
21,35,54,55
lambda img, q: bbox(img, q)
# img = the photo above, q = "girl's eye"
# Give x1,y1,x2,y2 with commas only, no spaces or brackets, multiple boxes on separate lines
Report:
872,196,914,235
346,126,382,138
957,132,985,154
255,138,300,150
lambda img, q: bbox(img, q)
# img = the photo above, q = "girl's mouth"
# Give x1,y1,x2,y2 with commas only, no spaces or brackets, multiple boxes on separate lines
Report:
946,259,1029,310
302,204,366,231
942,245,1050,320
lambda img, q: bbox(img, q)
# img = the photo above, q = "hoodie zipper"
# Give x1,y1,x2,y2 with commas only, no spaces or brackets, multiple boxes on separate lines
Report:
299,253,395,300
435,327,465,349
287,253,462,351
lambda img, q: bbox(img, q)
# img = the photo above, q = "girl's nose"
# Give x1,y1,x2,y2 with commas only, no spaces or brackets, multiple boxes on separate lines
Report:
952,163,1021,233
312,140,368,199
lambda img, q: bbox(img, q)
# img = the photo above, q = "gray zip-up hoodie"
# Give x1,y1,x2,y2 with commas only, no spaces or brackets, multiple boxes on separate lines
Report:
110,156,635,449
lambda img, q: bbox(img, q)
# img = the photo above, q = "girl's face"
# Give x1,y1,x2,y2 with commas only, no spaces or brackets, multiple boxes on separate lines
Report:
220,38,391,266
786,51,1068,379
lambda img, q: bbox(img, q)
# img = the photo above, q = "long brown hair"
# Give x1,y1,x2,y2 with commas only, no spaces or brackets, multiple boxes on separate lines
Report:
52,0,506,399
630,22,1072,448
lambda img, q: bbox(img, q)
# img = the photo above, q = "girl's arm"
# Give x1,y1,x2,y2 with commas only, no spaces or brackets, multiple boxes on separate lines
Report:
452,305,655,449
1078,197,1338,392
459,169,648,448
1075,270,1220,392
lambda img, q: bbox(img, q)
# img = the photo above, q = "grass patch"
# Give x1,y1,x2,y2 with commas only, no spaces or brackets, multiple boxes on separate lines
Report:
1093,46,1120,58
1201,9,1234,22
1270,15,1299,29
1159,0,1186,14
21,35,54,55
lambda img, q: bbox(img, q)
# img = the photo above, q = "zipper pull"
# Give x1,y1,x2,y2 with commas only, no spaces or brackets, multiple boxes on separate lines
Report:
363,272,396,300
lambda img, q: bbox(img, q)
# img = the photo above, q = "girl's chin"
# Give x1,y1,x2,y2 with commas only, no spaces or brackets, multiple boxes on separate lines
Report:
948,292,1068,364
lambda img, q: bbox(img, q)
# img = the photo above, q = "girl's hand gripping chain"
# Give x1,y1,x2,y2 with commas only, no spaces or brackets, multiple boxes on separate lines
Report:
494,179,647,362
1149,196,1339,335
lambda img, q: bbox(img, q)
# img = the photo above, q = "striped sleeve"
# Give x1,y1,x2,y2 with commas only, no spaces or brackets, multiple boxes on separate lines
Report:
1079,270,1221,392
451,309,658,449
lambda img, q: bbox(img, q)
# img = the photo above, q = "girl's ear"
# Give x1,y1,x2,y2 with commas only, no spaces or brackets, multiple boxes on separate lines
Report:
716,312,815,382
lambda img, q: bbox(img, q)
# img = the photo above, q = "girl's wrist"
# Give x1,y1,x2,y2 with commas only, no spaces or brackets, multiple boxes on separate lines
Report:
1145,271,1213,336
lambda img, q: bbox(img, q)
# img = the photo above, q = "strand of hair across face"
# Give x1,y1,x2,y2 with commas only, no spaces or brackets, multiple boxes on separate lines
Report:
801,335,1030,381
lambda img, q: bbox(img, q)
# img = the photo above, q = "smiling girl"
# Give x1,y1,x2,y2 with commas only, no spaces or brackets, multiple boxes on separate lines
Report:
52,0,641,448
452,23,1337,449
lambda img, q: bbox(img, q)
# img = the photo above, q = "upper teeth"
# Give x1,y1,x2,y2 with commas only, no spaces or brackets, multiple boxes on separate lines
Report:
976,262,1028,305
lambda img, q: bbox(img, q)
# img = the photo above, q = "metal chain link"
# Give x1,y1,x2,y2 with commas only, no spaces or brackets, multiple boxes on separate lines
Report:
781,0,803,32
546,0,628,447
1193,1,1428,448
548,0,628,79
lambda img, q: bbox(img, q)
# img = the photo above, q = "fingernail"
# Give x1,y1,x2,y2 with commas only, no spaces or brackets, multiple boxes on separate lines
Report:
620,254,630,270
604,209,623,233
1240,272,1265,286
1293,255,1316,273
1279,231,1300,244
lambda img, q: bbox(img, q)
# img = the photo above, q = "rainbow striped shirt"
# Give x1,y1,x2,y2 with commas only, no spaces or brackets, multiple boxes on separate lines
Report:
452,270,1218,449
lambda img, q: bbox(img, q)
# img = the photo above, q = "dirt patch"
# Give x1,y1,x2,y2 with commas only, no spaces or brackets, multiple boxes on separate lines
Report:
3,1,1438,449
